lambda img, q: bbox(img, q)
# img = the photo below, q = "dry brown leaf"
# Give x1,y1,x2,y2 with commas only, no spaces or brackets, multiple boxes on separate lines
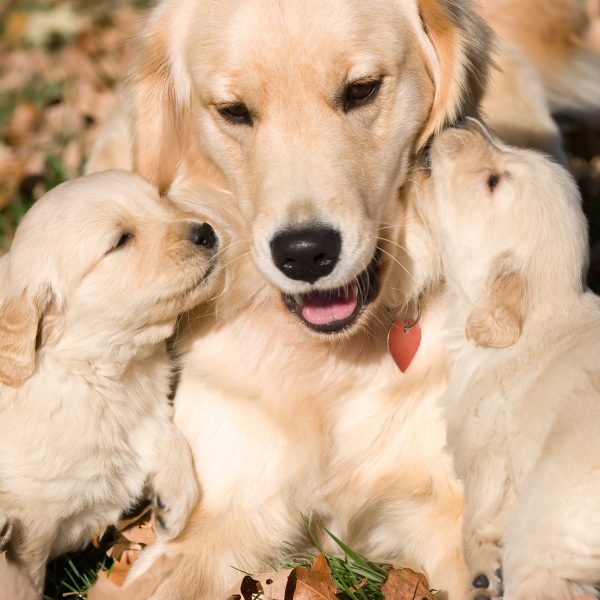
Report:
4,102,42,147
96,507,157,587
88,555,176,600
221,569,293,600
285,554,337,600
381,568,435,600
105,545,141,587
3,11,28,47
121,519,156,547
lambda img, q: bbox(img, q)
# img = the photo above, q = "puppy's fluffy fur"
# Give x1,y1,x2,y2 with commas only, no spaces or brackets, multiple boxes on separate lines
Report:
0,171,229,592
417,121,600,600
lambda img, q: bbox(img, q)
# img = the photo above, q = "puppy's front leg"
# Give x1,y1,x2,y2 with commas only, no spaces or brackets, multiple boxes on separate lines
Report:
461,456,513,600
7,517,56,594
149,426,198,541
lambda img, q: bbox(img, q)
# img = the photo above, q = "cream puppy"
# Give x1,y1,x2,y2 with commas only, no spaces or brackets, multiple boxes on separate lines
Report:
0,171,224,593
417,120,600,600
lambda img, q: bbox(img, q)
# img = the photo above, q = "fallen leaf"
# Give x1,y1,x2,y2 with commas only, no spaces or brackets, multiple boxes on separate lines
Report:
23,6,89,48
96,505,157,586
221,569,293,600
4,102,42,147
240,574,263,599
285,554,337,600
3,11,28,47
381,568,435,600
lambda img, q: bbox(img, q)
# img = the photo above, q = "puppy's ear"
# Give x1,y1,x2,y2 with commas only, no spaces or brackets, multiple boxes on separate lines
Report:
128,6,194,193
415,0,492,146
466,256,529,348
0,288,47,388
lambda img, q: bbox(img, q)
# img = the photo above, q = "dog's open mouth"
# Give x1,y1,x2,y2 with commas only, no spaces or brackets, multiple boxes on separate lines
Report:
283,249,381,334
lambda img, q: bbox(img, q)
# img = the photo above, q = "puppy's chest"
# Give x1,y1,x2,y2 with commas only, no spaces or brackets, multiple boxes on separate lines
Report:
444,349,511,468
1,361,171,508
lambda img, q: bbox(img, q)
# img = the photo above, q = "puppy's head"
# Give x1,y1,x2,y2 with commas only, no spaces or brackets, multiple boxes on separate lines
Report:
0,171,224,387
418,119,589,347
129,0,491,337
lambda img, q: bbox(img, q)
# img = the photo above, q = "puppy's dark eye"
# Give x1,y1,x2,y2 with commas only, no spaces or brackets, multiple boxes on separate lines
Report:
107,232,133,254
487,173,500,191
218,103,252,126
343,79,382,112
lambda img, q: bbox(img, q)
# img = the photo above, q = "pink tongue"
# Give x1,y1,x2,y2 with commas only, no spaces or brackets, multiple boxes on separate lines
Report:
301,284,358,326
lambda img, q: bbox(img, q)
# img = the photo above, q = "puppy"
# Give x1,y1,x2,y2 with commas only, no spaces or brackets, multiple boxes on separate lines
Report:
417,119,600,600
0,170,225,593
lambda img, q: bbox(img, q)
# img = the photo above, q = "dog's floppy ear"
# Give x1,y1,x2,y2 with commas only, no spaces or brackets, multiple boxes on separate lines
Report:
0,290,45,388
466,255,529,348
415,0,492,146
128,5,194,193
0,258,51,387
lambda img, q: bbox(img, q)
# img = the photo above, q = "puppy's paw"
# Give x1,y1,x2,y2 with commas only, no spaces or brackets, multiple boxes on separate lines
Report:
468,565,503,600
152,476,197,541
0,512,13,551
467,542,503,600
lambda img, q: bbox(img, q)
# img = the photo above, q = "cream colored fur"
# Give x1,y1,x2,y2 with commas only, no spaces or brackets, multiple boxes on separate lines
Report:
122,0,492,300
83,0,600,181
80,2,600,599
417,120,600,600
117,176,476,600
0,171,232,593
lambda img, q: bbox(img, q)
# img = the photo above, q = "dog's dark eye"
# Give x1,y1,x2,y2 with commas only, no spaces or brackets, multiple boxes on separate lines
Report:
107,232,133,254
487,173,500,191
343,79,382,112
218,103,253,126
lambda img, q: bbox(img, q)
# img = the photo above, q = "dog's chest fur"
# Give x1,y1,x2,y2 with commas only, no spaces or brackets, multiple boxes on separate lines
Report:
176,294,460,560
0,346,172,554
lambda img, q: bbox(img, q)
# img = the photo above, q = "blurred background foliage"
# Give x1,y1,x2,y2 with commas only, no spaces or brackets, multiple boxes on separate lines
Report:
0,0,598,294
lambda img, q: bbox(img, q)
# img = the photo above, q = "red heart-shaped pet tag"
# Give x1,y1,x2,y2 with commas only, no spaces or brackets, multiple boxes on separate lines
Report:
388,320,422,373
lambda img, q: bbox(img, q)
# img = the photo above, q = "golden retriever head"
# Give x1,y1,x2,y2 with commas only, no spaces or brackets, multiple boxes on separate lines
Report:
0,171,225,387
417,119,589,347
129,0,490,337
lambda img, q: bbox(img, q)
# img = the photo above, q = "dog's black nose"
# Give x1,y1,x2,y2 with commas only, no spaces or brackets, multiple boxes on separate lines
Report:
188,222,218,250
270,226,341,283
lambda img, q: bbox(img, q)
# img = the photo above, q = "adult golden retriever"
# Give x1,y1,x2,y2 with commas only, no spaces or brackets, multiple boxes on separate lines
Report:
416,120,600,599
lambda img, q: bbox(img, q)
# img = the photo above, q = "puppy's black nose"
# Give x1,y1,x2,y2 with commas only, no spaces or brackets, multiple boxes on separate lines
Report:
188,222,218,250
270,226,341,283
